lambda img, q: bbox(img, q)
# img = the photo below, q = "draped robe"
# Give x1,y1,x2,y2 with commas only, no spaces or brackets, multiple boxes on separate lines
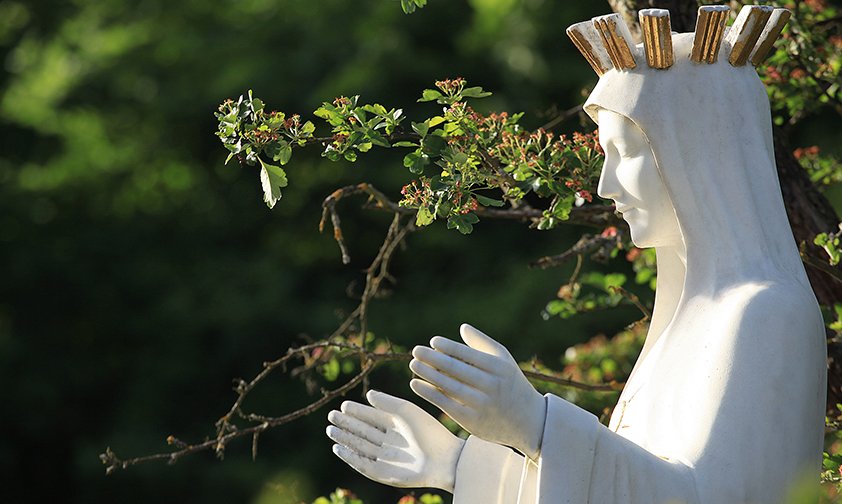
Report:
451,32,826,504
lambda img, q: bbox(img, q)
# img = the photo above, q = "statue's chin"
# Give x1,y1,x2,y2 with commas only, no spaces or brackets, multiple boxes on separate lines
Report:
627,224,674,250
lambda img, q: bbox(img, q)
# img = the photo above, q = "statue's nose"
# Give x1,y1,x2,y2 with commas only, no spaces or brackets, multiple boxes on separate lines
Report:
596,157,620,201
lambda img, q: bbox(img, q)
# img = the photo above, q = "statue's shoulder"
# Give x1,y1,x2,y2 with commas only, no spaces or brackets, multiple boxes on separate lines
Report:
722,279,823,342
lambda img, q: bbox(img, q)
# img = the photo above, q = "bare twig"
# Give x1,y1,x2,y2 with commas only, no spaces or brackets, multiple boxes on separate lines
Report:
801,248,842,285
359,214,414,340
100,338,616,474
539,104,585,132
611,285,652,322
523,370,622,392
529,231,621,270
320,183,409,263
102,182,626,475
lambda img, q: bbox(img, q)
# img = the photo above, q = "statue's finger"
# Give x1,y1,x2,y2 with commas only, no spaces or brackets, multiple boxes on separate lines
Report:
328,409,386,446
366,389,423,419
409,359,487,406
428,336,501,373
331,443,382,476
412,345,491,385
341,400,392,430
326,425,384,461
459,324,510,359
409,378,475,424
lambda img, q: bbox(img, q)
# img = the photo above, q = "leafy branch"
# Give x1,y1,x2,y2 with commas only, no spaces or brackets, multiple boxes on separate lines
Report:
215,79,605,234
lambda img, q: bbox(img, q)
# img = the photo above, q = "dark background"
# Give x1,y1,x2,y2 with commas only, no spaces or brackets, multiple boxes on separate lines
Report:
1,1,839,503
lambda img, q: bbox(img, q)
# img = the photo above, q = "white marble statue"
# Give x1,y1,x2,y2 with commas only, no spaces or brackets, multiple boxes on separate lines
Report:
326,5,827,503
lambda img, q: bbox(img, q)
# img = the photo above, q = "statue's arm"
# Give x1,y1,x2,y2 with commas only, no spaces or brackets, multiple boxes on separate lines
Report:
411,325,700,504
452,436,526,504
448,395,699,504
541,395,699,504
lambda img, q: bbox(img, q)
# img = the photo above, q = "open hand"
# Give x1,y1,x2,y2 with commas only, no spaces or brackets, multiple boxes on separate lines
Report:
326,390,465,493
410,324,547,459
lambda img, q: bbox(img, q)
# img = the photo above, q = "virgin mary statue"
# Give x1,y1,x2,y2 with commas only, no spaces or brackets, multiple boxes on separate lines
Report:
326,5,827,503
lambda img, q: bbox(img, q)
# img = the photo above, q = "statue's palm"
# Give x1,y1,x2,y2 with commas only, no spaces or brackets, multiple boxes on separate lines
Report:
326,390,464,493
410,324,547,459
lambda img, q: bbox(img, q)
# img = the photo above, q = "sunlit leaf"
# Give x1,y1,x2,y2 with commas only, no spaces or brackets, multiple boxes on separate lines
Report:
259,158,288,208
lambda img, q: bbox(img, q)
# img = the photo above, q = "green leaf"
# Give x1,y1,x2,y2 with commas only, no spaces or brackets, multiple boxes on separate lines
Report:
419,495,442,504
401,0,416,14
404,151,429,174
418,89,444,102
314,104,345,126
447,213,479,234
346,131,364,148
435,199,454,217
603,273,627,290
300,121,315,136
366,130,390,148
475,194,504,207
323,357,340,381
344,150,357,162
549,196,574,220
412,120,430,139
428,116,445,127
421,135,447,157
815,233,829,246
324,146,342,162
274,140,293,165
392,141,418,148
537,217,555,230
362,103,388,115
582,272,626,291
460,86,492,99
259,158,288,209
415,206,434,227
449,151,469,166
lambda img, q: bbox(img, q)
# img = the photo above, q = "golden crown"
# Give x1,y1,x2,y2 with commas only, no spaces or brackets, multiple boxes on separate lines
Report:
566,5,791,75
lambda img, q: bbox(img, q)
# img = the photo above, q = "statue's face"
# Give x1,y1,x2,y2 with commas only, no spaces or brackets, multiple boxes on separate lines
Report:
597,110,682,249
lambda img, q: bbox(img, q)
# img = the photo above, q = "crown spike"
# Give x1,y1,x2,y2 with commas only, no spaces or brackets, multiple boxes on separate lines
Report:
566,21,612,76
727,5,774,66
691,5,730,64
750,8,792,67
640,9,674,69
593,14,637,71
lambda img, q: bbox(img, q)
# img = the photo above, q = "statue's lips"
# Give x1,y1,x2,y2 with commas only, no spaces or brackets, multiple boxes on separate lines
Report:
615,204,633,214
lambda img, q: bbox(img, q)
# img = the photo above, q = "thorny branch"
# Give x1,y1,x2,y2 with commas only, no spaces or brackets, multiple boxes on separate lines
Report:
101,193,629,475
102,170,842,475
522,370,621,392
321,182,622,265
528,229,625,270
100,174,644,474
801,244,842,286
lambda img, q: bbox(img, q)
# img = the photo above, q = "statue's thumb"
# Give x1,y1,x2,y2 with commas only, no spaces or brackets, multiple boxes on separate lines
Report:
460,323,508,358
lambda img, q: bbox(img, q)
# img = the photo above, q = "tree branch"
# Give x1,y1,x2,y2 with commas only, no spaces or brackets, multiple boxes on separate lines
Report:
100,339,620,474
528,231,624,270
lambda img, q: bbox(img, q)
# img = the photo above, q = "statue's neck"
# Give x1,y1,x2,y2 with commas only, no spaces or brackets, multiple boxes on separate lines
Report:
628,245,686,381
649,246,685,339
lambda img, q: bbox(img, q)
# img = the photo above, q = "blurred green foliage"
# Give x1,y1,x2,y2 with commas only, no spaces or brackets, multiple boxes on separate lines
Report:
0,1,618,503
3,1,840,503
